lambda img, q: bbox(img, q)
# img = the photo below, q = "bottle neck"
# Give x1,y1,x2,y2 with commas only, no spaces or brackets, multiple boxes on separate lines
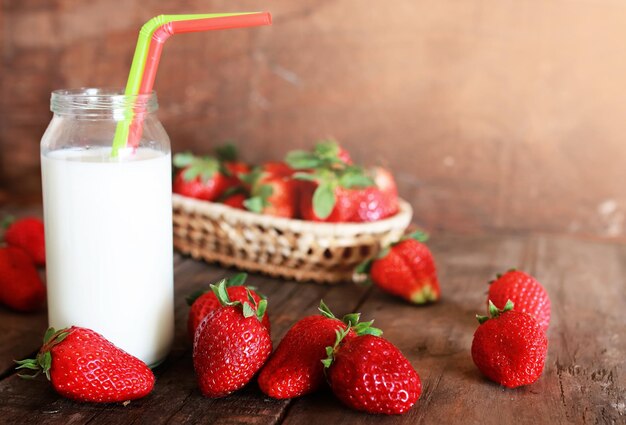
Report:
50,88,158,119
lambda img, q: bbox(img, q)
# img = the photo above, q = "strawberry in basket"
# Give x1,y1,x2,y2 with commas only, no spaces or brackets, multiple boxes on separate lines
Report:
242,162,298,218
215,143,251,189
173,152,230,201
173,145,250,202
287,141,398,222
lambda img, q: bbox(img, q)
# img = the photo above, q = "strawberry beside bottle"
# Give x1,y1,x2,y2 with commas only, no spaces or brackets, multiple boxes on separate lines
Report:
16,327,155,403
3,216,46,266
0,246,46,312
193,279,272,398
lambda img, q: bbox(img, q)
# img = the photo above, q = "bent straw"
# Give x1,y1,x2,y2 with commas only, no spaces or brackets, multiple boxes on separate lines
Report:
111,12,272,157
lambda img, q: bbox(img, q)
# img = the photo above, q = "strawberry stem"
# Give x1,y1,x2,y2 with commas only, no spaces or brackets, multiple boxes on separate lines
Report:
15,327,71,380
476,300,515,324
209,278,267,323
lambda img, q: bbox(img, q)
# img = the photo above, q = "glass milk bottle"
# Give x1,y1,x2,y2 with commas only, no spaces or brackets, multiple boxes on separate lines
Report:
40,88,174,366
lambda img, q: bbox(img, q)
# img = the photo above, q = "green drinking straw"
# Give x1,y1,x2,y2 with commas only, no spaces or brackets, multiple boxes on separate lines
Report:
111,13,264,157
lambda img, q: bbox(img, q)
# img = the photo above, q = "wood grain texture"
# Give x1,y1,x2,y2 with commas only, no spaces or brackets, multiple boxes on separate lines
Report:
1,0,626,239
0,204,623,424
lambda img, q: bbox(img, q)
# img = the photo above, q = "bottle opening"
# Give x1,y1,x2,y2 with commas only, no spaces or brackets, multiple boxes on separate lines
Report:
50,88,158,117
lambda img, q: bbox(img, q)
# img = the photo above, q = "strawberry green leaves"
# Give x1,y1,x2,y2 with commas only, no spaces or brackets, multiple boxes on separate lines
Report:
318,300,382,369
186,273,249,305
294,166,374,220
215,143,238,162
244,184,273,214
210,278,267,323
476,299,514,324
15,327,70,380
312,182,336,219
286,139,344,170
173,152,220,183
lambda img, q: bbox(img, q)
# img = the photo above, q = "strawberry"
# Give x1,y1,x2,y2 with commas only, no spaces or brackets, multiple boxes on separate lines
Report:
172,152,229,201
296,169,391,222
357,231,440,304
3,216,46,266
193,279,272,398
370,166,399,218
257,300,369,399
0,247,46,312
472,300,548,388
214,143,251,191
243,166,298,218
15,327,155,403
221,193,246,209
261,161,294,178
324,330,421,415
186,273,269,338
488,270,551,332
287,142,397,222
223,161,251,187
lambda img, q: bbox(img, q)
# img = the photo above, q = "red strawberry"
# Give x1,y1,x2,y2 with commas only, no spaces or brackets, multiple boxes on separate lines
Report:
223,161,251,188
472,300,548,388
187,273,269,338
258,300,363,399
193,280,272,397
297,171,394,222
16,327,155,402
488,270,551,332
352,186,398,222
3,216,46,266
287,144,397,222
262,161,294,178
337,146,353,165
372,166,397,198
172,152,229,201
325,331,421,415
0,247,46,312
243,167,298,218
222,193,246,209
358,231,440,304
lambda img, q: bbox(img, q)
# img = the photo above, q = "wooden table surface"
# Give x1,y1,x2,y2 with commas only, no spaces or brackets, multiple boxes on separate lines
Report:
0,207,624,424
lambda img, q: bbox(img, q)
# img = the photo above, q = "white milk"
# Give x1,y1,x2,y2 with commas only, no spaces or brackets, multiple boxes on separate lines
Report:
41,147,174,366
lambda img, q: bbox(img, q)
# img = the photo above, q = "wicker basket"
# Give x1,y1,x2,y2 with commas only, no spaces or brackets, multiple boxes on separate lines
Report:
172,194,413,284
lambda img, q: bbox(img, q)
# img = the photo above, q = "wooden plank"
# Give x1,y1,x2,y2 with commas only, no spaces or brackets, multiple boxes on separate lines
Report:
280,233,528,424
1,233,624,423
281,234,626,424
0,253,369,424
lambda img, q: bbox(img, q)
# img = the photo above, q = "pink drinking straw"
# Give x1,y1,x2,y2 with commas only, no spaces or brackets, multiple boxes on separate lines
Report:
127,12,272,148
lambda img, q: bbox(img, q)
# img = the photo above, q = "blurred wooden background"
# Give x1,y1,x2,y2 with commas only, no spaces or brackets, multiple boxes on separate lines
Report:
1,0,625,240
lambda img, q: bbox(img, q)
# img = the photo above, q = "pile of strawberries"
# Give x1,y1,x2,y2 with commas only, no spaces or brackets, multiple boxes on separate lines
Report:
6,216,554,411
187,275,421,414
471,270,551,388
0,217,46,312
172,140,400,222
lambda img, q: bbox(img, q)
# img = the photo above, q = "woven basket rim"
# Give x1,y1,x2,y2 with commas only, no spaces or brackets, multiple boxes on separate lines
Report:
172,193,413,236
